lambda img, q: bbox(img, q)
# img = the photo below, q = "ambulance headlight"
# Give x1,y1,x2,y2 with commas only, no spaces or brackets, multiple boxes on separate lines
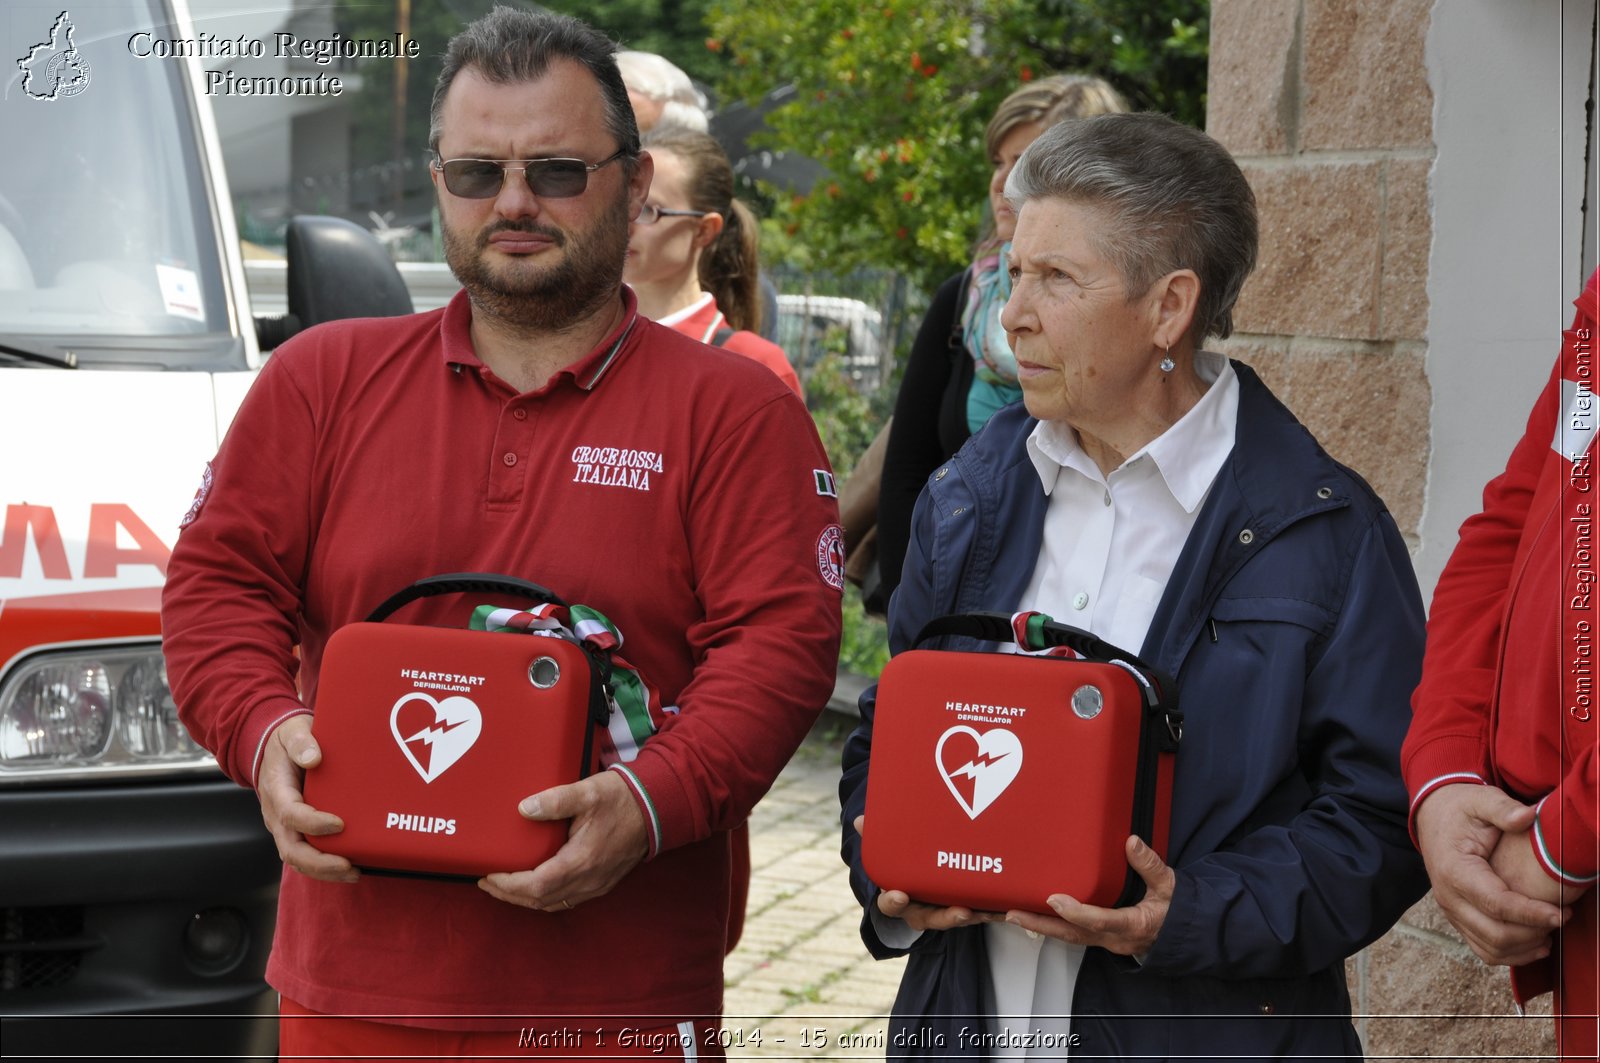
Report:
0,645,218,782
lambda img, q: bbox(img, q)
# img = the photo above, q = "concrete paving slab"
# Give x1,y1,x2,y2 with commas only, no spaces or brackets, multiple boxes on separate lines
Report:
725,712,905,1059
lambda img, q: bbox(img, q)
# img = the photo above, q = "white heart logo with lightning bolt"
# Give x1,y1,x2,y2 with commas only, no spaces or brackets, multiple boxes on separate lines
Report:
389,693,482,784
935,725,1024,819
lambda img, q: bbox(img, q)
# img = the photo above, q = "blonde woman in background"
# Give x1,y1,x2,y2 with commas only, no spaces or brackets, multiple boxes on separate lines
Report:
876,75,1126,604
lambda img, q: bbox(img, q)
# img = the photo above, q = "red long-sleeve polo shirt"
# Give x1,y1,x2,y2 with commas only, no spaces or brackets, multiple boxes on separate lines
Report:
162,288,842,1027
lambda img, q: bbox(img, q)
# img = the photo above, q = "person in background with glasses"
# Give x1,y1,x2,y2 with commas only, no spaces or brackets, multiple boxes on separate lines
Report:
160,9,842,1060
624,128,800,397
616,50,784,346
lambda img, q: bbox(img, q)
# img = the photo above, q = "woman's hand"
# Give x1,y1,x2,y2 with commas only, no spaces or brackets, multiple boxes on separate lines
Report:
875,889,1003,932
1005,835,1173,957
855,814,1003,931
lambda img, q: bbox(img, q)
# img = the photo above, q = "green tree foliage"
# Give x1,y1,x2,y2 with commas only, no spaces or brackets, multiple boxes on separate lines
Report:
805,352,891,676
534,0,727,86
806,352,878,484
333,1,461,151
707,0,1207,290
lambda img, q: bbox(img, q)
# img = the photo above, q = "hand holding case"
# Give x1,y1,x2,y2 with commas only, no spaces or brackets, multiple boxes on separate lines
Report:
861,611,1181,914
303,574,611,879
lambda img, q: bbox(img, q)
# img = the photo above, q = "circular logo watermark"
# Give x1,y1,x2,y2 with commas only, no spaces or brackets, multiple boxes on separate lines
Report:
43,50,91,98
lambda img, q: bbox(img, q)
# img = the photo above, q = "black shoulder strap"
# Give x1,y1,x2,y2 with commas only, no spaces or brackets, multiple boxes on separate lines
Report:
711,325,736,348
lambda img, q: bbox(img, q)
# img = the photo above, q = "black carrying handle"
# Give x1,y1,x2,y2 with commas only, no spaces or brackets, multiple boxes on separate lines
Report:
914,611,1140,665
364,572,567,623
364,572,608,780
914,611,1182,748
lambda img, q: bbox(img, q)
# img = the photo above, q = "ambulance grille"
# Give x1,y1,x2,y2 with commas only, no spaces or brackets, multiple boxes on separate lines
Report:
0,906,89,990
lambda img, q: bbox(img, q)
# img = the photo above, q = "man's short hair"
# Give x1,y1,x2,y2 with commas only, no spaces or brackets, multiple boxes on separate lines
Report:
429,7,640,172
615,50,708,134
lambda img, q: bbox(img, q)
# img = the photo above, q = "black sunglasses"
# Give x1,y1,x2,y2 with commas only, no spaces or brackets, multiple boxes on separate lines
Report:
433,148,627,200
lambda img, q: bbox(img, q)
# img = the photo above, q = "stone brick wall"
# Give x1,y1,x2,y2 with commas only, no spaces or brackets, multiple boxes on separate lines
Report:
1207,0,1557,1058
1209,0,1432,540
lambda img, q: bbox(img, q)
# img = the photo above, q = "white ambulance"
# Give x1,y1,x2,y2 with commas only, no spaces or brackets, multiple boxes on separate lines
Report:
0,1,408,1054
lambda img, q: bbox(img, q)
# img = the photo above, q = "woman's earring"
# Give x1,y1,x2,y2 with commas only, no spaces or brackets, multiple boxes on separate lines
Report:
1159,345,1175,374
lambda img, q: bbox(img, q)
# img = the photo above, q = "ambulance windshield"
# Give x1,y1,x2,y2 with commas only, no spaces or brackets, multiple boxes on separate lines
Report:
0,0,238,366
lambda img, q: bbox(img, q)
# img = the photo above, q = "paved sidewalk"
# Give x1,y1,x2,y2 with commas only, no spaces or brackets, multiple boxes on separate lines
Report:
723,713,907,1060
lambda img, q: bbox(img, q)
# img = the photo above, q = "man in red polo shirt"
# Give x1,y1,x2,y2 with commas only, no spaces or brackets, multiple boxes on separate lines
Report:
161,9,842,1058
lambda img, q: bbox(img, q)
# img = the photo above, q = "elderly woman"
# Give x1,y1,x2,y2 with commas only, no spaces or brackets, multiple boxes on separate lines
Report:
840,113,1430,1058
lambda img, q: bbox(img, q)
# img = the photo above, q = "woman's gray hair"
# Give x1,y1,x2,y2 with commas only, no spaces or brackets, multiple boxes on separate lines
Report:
428,7,640,172
1005,112,1258,342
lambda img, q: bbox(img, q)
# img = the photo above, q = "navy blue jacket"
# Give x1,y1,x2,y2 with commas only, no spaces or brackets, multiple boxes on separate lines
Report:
840,363,1429,1061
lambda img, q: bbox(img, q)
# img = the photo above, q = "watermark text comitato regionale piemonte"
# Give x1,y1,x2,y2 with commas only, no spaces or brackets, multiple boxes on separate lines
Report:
127,28,419,96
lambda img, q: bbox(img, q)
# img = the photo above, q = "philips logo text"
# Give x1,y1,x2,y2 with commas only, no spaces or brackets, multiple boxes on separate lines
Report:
938,850,1003,874
386,812,457,835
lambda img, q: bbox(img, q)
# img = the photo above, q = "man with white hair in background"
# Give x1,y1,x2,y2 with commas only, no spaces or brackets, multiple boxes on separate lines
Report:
616,50,707,133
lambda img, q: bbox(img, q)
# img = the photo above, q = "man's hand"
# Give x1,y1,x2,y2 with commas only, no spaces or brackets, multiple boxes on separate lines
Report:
855,815,1003,931
1005,835,1173,957
479,770,649,912
1490,828,1588,908
1414,783,1567,966
256,714,358,883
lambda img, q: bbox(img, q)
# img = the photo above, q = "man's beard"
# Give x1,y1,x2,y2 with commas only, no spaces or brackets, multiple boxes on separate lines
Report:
442,194,630,332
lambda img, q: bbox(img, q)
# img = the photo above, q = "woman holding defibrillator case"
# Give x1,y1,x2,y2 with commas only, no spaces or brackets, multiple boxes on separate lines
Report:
840,113,1428,1059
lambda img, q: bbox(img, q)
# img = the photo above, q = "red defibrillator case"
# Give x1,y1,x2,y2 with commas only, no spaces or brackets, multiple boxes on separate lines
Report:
303,574,609,879
862,611,1181,914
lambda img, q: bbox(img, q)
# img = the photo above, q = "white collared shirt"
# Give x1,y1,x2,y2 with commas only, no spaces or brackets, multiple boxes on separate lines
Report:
985,350,1238,1055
